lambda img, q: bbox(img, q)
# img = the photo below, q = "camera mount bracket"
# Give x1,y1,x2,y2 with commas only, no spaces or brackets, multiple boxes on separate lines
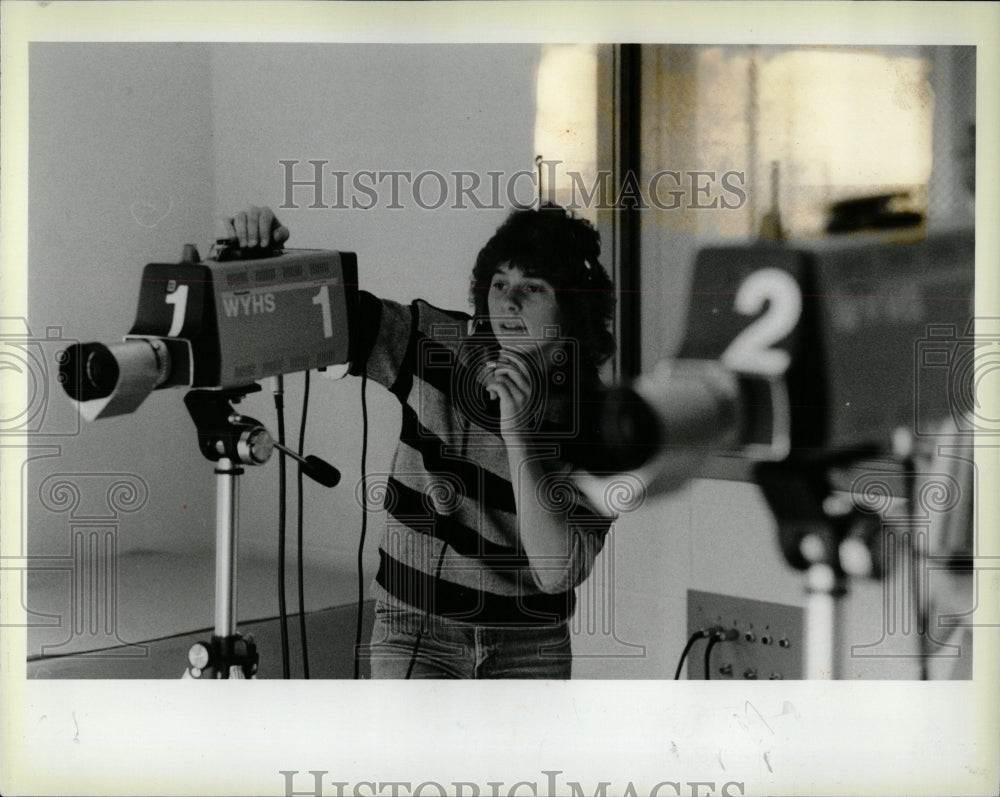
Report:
184,384,272,466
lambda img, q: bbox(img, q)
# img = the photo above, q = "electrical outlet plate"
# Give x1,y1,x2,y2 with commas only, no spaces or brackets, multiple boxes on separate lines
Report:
686,589,804,680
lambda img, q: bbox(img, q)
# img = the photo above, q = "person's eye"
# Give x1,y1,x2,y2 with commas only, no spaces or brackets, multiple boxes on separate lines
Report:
491,280,507,291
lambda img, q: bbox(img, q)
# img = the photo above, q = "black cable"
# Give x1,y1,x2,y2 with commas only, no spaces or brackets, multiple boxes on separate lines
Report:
404,626,424,680
354,372,369,680
673,629,708,680
274,386,291,680
297,370,311,679
404,544,448,680
703,635,722,681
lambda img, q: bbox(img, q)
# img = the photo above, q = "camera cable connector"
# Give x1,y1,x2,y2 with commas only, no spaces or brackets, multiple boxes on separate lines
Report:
704,626,740,681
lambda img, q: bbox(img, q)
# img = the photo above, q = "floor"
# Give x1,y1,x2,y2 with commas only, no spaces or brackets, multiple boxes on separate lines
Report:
24,547,374,679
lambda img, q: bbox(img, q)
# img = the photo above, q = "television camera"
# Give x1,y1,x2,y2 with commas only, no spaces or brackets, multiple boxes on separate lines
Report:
60,240,358,420
573,228,976,678
59,239,358,677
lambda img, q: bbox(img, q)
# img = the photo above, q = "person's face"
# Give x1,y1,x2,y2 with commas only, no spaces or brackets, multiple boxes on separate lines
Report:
487,264,562,350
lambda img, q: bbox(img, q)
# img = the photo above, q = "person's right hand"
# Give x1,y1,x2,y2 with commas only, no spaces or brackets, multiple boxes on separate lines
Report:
221,206,290,249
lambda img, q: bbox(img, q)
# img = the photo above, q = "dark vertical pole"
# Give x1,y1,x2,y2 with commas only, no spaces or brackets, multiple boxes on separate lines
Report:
618,44,642,380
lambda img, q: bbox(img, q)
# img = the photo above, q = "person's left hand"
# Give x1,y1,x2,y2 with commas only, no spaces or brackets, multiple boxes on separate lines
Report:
485,349,540,440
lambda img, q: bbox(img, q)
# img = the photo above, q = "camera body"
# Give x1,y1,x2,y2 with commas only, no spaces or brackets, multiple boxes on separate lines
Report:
571,229,976,520
130,246,357,388
60,244,359,420
677,228,974,458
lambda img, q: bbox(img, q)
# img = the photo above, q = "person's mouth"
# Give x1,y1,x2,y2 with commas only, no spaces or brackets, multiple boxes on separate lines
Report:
499,319,527,333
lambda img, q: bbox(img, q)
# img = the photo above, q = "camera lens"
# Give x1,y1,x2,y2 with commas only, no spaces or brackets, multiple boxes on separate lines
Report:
59,343,119,401
572,386,664,473
85,345,120,394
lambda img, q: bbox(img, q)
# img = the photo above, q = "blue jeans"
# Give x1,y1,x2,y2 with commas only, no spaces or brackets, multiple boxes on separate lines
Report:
369,600,573,679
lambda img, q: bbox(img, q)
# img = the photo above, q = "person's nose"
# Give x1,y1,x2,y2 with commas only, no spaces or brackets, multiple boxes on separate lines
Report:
503,289,522,313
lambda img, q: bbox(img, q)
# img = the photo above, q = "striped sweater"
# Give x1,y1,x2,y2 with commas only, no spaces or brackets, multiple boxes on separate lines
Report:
352,292,614,626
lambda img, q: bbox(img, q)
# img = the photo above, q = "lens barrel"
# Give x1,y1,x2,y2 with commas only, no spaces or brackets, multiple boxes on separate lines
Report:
59,342,120,402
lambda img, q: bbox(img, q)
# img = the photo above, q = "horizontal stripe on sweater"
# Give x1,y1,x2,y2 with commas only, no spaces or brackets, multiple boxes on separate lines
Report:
398,401,516,514
383,477,529,567
376,550,575,626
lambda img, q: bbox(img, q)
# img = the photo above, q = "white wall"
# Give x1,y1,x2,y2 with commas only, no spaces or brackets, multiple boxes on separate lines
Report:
28,44,217,557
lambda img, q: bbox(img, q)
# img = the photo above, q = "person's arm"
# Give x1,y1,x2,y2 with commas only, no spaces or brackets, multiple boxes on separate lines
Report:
488,352,611,593
503,439,578,592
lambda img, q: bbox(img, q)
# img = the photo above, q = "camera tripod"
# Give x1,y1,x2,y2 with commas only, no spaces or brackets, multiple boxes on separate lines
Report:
758,439,960,680
180,382,339,679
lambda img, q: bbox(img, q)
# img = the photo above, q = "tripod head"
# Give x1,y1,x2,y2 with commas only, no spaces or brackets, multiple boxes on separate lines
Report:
183,383,340,486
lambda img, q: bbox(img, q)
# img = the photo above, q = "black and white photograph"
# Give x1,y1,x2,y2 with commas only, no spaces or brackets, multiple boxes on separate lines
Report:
1,2,998,796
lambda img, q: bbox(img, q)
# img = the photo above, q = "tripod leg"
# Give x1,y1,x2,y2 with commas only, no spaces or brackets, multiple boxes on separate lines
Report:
215,459,241,638
804,563,845,679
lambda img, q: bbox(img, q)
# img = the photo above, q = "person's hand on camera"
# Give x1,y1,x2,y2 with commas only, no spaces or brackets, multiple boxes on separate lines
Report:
221,206,290,249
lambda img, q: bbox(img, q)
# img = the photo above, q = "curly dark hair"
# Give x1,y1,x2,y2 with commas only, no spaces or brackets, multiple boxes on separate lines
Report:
469,203,616,378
